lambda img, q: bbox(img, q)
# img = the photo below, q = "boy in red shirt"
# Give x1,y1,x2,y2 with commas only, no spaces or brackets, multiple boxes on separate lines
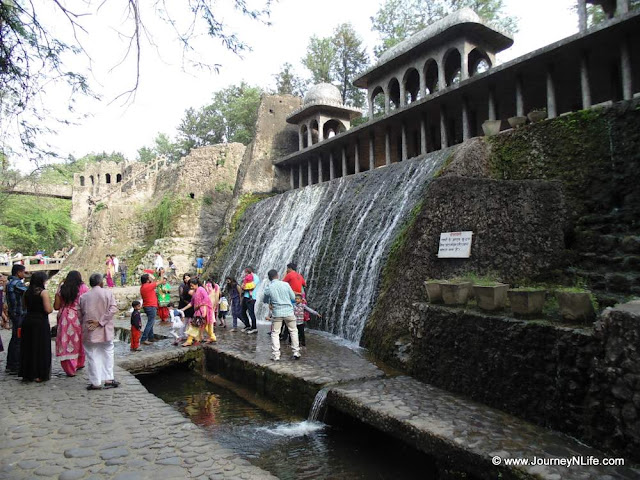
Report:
139,273,158,345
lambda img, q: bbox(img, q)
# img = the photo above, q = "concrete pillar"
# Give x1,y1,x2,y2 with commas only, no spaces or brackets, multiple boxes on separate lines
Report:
420,117,427,155
307,122,313,146
440,106,448,149
329,152,335,180
578,0,587,31
318,120,325,142
298,130,304,150
318,156,323,182
368,96,374,121
546,69,557,118
420,70,427,99
488,89,496,121
341,148,347,176
462,99,471,141
355,142,360,174
400,81,407,107
401,124,408,161
438,61,446,91
308,160,313,185
621,39,633,101
580,53,592,109
516,76,524,117
385,130,391,166
385,92,391,114
617,0,630,15
290,168,295,190
461,46,469,81
369,134,375,170
298,164,304,188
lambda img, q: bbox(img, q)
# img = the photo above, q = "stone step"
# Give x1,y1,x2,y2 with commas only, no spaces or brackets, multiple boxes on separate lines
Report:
329,376,640,480
575,253,640,272
564,268,640,295
571,233,640,255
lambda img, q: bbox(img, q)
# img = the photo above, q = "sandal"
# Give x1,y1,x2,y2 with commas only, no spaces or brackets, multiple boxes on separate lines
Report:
104,381,120,389
87,384,103,390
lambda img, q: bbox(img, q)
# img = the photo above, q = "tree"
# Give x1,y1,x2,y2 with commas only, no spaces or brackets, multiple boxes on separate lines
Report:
371,0,518,56
175,82,262,151
302,36,336,84
0,0,272,164
331,23,369,108
137,146,155,164
273,63,308,97
584,0,640,27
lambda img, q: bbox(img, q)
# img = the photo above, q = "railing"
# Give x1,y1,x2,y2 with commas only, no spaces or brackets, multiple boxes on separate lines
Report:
0,255,66,274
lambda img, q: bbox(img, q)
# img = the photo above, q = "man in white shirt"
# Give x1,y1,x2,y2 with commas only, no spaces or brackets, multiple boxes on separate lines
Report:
154,252,164,273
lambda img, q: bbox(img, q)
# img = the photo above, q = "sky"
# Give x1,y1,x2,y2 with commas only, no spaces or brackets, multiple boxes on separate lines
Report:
14,0,580,171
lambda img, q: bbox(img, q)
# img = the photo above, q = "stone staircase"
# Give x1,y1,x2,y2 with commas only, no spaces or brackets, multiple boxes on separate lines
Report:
568,211,640,307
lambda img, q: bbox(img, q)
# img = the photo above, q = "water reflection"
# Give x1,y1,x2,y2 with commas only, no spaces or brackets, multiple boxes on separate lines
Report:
139,368,441,480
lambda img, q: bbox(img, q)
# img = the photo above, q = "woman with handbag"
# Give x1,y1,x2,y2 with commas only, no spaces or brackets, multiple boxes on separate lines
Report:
180,278,215,346
54,271,89,376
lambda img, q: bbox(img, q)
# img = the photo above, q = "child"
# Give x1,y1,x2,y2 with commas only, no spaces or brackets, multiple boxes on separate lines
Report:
169,303,186,345
218,296,229,328
241,268,256,296
130,301,142,351
293,294,321,347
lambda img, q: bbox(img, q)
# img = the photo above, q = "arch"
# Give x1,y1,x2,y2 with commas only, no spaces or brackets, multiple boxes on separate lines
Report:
388,77,401,110
90,175,95,185
309,119,320,144
301,125,309,148
79,176,85,187
444,48,462,87
371,86,385,118
403,68,421,104
424,59,439,95
106,173,111,184
468,48,492,77
323,119,347,140
116,173,122,183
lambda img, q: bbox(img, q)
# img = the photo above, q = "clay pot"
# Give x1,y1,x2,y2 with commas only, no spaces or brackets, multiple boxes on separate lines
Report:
508,116,527,129
423,281,443,303
440,282,473,306
527,110,547,123
482,120,502,136
556,291,596,324
508,289,546,316
473,284,509,311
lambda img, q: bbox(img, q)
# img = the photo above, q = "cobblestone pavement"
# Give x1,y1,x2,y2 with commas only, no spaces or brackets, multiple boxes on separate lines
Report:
330,376,640,480
0,329,276,480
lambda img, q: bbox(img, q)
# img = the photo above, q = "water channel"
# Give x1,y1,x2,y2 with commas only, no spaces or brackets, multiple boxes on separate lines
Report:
138,367,453,480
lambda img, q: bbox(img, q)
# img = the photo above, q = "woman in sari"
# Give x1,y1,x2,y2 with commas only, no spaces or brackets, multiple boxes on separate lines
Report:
156,276,171,322
105,255,115,288
54,271,89,376
180,278,216,346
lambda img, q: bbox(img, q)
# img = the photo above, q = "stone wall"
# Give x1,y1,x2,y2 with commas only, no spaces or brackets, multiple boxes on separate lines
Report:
362,176,566,364
587,302,640,459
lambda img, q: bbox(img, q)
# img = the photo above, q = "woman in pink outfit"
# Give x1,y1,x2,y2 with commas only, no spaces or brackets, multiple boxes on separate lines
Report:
54,271,89,376
105,255,115,288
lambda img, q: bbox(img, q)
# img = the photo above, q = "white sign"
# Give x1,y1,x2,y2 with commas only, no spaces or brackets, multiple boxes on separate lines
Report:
438,231,473,258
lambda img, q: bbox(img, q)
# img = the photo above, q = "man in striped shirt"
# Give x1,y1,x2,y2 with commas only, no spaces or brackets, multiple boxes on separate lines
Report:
262,269,300,361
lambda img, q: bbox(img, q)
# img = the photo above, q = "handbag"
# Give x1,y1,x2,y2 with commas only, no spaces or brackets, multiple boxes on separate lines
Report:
50,325,58,338
192,315,205,327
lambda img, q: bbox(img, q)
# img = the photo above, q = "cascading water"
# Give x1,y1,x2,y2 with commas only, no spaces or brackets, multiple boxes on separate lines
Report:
219,149,452,343
308,387,330,422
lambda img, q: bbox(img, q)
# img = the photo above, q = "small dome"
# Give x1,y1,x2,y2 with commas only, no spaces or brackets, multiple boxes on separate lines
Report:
303,83,343,106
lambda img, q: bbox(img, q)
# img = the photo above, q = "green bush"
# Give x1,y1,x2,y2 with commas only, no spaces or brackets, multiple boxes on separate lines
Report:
144,195,186,239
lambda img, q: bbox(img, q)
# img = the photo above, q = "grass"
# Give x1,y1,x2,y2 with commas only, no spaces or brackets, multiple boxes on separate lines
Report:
144,194,186,240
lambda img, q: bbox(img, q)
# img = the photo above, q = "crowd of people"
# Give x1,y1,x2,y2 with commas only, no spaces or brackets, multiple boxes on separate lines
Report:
0,254,321,389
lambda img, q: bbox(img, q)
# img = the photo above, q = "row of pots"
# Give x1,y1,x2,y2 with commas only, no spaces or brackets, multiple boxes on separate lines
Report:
482,110,548,136
424,281,597,323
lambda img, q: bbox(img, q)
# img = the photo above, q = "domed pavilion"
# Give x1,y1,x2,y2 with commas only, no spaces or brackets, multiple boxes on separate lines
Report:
287,83,362,150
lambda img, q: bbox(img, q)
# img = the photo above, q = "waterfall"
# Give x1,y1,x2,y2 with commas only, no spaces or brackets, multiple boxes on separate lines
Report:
219,149,451,343
308,387,330,422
